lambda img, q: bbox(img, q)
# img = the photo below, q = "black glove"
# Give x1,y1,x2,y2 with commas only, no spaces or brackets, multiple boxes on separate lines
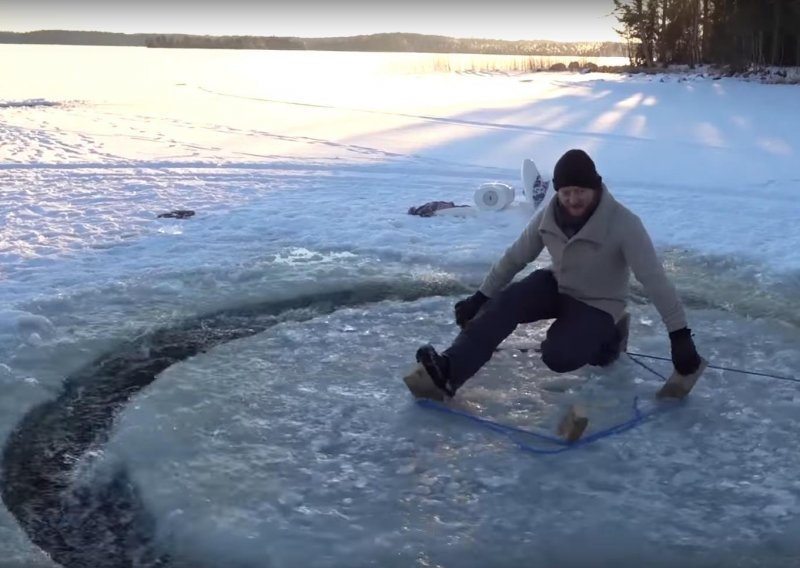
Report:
454,291,489,329
669,328,702,375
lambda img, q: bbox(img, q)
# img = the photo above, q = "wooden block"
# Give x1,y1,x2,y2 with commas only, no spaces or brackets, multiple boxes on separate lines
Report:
656,358,708,400
402,364,449,402
557,403,589,443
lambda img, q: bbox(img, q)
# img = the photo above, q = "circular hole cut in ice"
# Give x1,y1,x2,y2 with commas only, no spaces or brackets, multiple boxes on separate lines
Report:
105,299,800,568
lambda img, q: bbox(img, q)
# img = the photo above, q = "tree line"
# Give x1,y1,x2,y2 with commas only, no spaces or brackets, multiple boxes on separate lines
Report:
0,30,149,46
144,34,304,50
0,30,627,58
145,32,627,57
300,33,626,57
613,0,800,68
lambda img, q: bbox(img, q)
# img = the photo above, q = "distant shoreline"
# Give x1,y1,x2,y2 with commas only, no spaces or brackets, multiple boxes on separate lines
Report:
0,29,628,58
5,30,796,83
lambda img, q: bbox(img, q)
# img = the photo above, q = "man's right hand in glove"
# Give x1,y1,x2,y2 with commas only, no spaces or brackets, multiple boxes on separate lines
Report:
454,291,489,329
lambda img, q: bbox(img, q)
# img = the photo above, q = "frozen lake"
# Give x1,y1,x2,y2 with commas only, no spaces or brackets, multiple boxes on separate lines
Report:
1,45,799,568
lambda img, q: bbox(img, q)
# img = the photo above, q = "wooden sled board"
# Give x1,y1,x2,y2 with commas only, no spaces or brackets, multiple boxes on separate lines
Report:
656,357,708,400
405,363,590,443
402,363,449,402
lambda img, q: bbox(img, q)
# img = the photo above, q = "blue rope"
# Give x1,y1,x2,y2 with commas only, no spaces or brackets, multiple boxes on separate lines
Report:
416,395,681,455
498,345,798,384
625,351,799,384
626,352,669,381
416,351,688,455
414,350,798,454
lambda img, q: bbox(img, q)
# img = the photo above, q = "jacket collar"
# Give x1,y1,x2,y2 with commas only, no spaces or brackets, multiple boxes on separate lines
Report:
540,183,616,244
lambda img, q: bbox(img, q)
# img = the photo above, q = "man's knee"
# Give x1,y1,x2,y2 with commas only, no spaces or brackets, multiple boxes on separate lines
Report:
540,339,584,373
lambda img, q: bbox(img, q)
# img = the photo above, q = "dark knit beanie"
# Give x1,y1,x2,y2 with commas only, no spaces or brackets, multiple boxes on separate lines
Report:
552,149,603,191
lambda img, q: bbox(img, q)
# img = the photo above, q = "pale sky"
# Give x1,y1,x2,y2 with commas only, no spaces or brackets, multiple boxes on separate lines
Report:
0,1,621,43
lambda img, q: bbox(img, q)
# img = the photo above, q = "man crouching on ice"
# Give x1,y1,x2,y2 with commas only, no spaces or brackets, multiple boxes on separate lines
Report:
414,148,703,400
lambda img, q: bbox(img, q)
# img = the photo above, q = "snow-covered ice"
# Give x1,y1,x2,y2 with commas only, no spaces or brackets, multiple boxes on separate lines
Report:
1,45,799,568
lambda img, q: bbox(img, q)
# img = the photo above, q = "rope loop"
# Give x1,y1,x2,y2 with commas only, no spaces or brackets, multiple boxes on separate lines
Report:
416,351,797,454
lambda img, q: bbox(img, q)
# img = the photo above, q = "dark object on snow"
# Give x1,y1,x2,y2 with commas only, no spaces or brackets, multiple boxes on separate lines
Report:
408,201,468,217
157,209,195,219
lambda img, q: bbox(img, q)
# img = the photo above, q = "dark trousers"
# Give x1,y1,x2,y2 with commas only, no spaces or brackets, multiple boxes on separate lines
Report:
444,269,619,390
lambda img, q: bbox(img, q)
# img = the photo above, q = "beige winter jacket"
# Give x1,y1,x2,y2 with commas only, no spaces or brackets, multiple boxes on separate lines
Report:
478,185,687,332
